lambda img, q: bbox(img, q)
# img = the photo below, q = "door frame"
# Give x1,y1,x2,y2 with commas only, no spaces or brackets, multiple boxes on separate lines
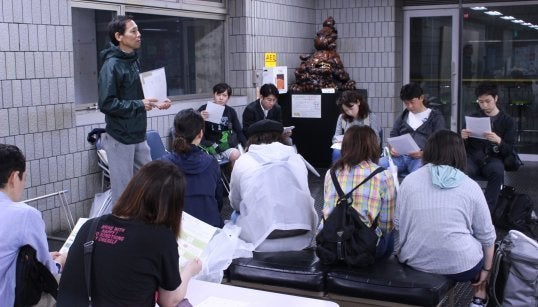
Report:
403,8,460,131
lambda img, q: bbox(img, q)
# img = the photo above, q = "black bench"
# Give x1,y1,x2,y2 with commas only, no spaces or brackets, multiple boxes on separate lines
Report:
227,249,455,307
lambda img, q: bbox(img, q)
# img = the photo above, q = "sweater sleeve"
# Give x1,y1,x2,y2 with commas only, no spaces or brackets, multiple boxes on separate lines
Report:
23,207,58,274
470,188,496,247
332,115,344,142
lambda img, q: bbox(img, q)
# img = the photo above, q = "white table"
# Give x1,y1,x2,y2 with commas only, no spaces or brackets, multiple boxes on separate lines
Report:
186,279,338,307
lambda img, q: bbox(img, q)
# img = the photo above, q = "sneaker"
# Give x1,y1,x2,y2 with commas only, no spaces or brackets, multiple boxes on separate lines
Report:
470,297,488,307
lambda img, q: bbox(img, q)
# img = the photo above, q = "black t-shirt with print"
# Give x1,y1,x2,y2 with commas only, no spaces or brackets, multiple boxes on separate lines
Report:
57,214,181,307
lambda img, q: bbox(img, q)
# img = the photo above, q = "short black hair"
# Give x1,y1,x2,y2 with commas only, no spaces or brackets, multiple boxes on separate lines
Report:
400,83,423,101
422,130,467,172
259,83,279,98
475,82,498,98
213,83,232,96
107,15,134,46
0,144,26,189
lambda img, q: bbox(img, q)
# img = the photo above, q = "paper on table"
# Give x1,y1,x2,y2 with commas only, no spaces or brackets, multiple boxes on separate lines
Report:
387,134,420,155
195,296,250,307
465,116,491,139
139,67,167,102
178,213,217,268
204,101,225,124
59,218,89,254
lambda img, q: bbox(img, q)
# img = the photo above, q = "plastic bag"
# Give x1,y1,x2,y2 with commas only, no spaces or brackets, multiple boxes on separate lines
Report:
383,147,400,191
195,223,254,283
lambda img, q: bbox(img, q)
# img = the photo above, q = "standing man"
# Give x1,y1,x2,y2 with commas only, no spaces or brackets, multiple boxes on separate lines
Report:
379,83,446,176
98,15,171,205
0,144,65,306
461,82,516,211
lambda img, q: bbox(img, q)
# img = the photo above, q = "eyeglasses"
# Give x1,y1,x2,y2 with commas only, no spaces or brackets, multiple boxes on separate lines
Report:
403,98,419,104
476,99,495,104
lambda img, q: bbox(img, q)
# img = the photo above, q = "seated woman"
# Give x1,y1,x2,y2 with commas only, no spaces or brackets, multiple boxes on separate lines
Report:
57,161,202,307
161,109,224,228
229,119,318,252
395,130,495,307
324,125,396,258
331,90,380,162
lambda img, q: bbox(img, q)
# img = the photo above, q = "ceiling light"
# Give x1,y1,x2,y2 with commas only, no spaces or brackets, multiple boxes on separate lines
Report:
471,7,487,10
501,16,515,20
484,11,502,16
512,20,525,24
523,23,532,26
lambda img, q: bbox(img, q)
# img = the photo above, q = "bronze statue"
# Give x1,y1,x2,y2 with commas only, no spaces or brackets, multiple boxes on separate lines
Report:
290,17,356,93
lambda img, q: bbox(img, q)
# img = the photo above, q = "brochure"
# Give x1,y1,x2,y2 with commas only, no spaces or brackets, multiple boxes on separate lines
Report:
465,116,491,139
387,133,420,155
178,213,218,268
59,218,89,254
139,67,167,103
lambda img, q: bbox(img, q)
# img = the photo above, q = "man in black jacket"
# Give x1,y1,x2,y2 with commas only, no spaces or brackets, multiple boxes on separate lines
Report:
461,82,516,211
98,15,171,204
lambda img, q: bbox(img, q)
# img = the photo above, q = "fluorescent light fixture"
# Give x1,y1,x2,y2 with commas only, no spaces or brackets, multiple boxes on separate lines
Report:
523,23,532,26
501,16,515,20
512,19,525,24
484,11,502,16
471,6,487,10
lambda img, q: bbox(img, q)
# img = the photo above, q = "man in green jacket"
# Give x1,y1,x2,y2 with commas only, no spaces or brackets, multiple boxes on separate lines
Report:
98,15,171,205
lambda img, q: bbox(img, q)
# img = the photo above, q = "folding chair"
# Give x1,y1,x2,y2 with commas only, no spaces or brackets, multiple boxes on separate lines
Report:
24,190,74,231
146,130,168,160
95,138,110,191
218,157,231,194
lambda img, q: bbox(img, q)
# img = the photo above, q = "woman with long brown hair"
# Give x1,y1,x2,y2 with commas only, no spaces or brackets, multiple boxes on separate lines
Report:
324,125,396,258
58,161,201,306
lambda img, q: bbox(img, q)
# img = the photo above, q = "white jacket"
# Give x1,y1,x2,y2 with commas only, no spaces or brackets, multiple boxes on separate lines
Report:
229,142,318,252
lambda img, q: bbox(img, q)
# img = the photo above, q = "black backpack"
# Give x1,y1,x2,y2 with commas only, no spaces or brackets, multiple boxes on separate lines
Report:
316,167,384,267
493,186,538,239
14,245,58,307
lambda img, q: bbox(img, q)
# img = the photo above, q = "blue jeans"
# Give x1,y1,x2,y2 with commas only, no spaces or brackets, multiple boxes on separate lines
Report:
379,155,422,176
376,230,395,259
332,149,341,163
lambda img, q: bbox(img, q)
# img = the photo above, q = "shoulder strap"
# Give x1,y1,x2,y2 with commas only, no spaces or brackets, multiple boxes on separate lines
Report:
84,217,101,305
330,167,384,201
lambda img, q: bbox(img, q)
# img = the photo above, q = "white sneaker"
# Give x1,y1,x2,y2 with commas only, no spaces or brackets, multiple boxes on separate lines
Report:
470,297,487,307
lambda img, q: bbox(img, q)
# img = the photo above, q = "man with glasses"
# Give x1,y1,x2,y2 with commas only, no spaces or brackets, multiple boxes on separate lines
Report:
461,82,516,211
379,83,446,175
242,83,288,138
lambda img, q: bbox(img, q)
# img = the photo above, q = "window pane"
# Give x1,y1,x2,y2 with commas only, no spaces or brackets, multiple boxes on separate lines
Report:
461,5,538,154
130,13,225,96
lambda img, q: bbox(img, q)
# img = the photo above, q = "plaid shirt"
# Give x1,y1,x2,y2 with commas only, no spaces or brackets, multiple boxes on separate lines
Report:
323,160,396,235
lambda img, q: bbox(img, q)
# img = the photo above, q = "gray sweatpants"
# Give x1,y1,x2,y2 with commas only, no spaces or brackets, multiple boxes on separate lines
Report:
101,133,151,206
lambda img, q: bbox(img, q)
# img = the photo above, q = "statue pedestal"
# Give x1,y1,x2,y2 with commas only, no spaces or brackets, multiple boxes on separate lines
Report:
279,93,339,168
279,89,367,168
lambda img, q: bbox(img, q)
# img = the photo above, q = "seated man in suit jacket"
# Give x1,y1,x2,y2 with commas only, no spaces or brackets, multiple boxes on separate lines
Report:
243,83,291,140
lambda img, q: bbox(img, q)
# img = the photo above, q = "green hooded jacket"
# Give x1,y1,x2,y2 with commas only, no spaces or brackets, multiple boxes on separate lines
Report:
98,43,146,144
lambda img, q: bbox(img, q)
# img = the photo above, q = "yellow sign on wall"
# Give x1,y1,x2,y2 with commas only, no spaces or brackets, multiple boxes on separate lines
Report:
264,53,277,67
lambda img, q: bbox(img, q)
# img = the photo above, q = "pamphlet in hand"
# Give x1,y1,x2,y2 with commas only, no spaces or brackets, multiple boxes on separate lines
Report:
387,134,420,155
177,213,218,268
205,101,225,124
59,218,89,254
139,67,167,103
283,126,295,134
465,116,491,139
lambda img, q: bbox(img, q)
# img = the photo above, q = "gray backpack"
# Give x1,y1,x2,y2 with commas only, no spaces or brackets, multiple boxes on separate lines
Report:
489,230,538,307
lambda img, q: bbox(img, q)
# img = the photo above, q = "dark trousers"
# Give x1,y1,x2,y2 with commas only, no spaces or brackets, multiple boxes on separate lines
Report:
466,156,504,212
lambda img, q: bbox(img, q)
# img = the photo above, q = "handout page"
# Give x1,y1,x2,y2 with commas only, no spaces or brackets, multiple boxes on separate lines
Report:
330,143,342,150
139,67,167,102
177,213,218,268
59,218,89,254
465,116,491,139
283,126,295,134
387,134,420,155
205,101,225,124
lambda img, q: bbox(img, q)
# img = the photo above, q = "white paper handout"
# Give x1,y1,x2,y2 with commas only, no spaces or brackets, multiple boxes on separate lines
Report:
465,116,491,139
59,218,89,254
204,101,226,124
283,126,295,134
387,133,420,155
330,143,342,150
195,296,250,307
177,213,218,268
139,67,167,102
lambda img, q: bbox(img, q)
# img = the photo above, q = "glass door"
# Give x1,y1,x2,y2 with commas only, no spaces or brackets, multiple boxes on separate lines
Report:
403,9,459,131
